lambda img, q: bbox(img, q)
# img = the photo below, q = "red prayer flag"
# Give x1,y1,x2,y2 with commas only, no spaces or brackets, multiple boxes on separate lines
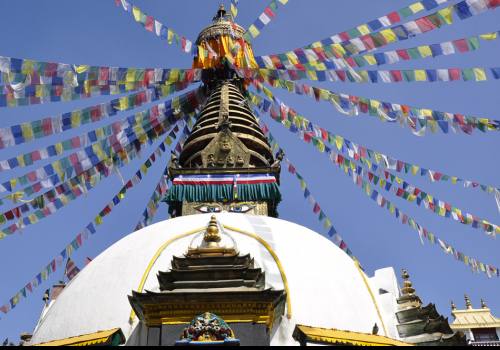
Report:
396,49,410,60
339,32,350,42
145,16,154,32
390,70,403,82
449,68,461,81
489,0,500,7
387,11,401,23
415,17,437,33
453,39,469,53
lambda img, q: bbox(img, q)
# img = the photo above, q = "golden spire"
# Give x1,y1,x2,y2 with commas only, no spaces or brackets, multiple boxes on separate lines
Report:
451,300,456,311
401,269,415,296
203,215,221,248
465,294,472,309
481,298,488,309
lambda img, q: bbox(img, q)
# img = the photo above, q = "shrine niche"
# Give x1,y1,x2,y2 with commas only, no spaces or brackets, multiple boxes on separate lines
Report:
201,129,251,168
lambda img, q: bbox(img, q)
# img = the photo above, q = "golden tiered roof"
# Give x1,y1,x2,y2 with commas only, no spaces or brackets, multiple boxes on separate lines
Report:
451,296,500,330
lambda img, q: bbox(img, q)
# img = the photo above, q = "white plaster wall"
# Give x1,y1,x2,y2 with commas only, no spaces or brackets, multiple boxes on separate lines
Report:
30,213,401,346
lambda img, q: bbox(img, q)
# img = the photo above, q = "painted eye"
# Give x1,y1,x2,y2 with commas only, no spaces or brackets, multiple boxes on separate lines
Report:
229,204,253,213
195,205,221,213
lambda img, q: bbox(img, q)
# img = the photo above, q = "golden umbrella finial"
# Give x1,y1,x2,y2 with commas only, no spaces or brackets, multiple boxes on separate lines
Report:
401,269,416,296
465,294,472,309
203,215,221,248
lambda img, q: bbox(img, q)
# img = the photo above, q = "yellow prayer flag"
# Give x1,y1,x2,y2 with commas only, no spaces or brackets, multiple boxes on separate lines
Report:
473,68,487,81
438,7,453,24
357,24,371,36
285,52,299,65
306,70,318,81
167,29,174,44
55,143,63,155
248,25,260,38
95,215,103,225
16,155,25,168
334,136,344,151
415,70,427,81
380,29,397,43
71,111,81,128
417,45,433,58
10,178,17,189
331,43,346,57
363,55,377,66
411,165,419,175
409,2,425,13
132,6,141,22
74,65,89,74
118,96,129,111
480,32,498,40
126,69,137,82
21,60,34,75
21,124,34,141
278,0,288,4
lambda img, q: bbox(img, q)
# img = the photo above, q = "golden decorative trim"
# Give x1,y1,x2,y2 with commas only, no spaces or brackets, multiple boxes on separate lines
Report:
33,328,125,347
129,227,206,323
354,261,388,337
294,325,412,347
222,224,292,320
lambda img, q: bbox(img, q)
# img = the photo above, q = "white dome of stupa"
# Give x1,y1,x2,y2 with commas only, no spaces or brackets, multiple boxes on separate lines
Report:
30,213,402,346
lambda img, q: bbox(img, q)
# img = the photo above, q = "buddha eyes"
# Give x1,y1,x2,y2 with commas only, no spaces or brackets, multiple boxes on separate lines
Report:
229,204,253,213
194,204,254,213
195,205,222,213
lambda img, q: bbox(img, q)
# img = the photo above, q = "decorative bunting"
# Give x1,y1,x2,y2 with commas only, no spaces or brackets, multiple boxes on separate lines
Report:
0,117,193,240
256,117,358,262
134,118,195,230
249,77,500,134
255,30,500,70
0,85,199,172
244,0,289,42
230,0,240,19
250,91,500,199
115,0,194,54
0,89,204,197
258,95,500,237
262,0,499,62
303,0,451,49
0,128,187,315
0,81,194,150
253,101,499,278
240,66,500,84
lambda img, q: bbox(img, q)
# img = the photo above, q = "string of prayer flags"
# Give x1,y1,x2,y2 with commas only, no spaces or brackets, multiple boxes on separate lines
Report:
230,0,240,19
341,159,499,277
255,30,500,71
249,77,500,134
241,66,500,84
256,117,359,262
0,116,194,241
304,0,451,49
115,0,194,54
258,96,500,237
0,89,204,197
0,81,194,150
262,0,499,63
250,91,500,199
244,0,289,42
0,129,187,316
134,120,194,231
253,100,499,277
0,87,198,172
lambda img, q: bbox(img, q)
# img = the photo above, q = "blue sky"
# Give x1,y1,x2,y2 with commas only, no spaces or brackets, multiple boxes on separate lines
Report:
0,0,499,342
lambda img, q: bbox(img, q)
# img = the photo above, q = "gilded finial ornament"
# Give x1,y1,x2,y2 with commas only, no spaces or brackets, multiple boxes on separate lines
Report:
451,300,456,311
465,294,472,309
401,269,415,296
203,215,222,248
481,298,488,309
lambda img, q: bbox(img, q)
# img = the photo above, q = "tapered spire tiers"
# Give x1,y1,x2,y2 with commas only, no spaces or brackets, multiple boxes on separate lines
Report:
165,6,281,218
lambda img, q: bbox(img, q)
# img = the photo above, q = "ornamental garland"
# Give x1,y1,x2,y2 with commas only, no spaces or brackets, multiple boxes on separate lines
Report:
250,77,499,134
0,118,194,240
115,0,195,54
0,82,194,150
263,0,499,62
249,91,500,198
0,128,186,316
252,101,499,278
0,89,204,195
255,31,499,71
244,0,289,42
240,66,500,84
259,96,500,236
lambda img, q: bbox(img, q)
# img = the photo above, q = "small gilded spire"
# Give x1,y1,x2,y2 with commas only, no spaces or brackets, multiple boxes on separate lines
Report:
465,294,472,309
401,269,416,296
203,215,221,248
451,300,457,311
481,298,488,309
